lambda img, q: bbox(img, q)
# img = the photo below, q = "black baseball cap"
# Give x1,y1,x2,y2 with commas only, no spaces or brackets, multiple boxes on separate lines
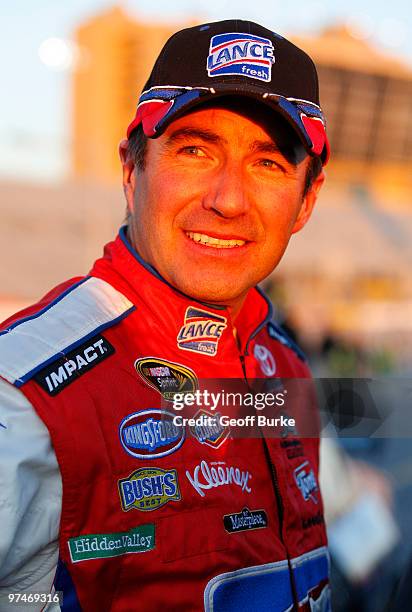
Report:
127,19,330,164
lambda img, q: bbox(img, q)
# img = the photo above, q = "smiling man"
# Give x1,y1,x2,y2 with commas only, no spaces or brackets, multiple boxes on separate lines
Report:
0,20,330,612
121,99,321,313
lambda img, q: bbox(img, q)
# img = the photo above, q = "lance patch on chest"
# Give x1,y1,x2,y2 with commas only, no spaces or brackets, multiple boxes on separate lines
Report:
177,307,227,357
33,334,115,396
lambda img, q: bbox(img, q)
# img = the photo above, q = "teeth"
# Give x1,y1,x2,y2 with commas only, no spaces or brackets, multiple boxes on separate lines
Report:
186,232,245,248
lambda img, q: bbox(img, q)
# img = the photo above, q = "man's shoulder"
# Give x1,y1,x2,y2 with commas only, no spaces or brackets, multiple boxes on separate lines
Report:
265,321,308,364
0,277,84,330
0,276,134,388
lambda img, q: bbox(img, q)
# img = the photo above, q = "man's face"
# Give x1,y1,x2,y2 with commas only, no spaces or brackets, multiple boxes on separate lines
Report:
121,100,324,310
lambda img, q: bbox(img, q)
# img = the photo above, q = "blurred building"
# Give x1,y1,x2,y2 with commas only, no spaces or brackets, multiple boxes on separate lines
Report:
292,26,412,203
72,10,412,196
1,9,412,371
273,27,412,367
73,7,183,183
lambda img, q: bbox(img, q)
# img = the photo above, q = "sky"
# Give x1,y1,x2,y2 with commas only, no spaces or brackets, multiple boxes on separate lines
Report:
1,0,412,181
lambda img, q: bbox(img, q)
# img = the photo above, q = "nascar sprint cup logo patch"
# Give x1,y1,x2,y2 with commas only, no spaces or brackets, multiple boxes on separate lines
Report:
207,32,275,82
135,357,198,401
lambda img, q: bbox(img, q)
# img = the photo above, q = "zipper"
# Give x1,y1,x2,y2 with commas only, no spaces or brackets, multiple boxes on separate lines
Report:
261,438,284,528
239,350,299,610
263,437,299,610
239,353,285,530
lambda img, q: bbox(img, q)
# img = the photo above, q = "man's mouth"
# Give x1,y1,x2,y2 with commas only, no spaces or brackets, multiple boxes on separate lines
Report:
185,231,246,249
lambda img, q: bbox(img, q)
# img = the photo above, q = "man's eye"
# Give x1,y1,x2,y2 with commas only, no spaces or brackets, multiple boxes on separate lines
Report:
180,146,206,157
259,159,280,169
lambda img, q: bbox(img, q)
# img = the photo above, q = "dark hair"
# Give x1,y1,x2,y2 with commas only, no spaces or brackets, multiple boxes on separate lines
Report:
126,125,148,171
304,155,323,196
125,124,323,195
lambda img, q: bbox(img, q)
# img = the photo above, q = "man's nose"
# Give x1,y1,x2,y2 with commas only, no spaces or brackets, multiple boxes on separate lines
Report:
202,162,249,218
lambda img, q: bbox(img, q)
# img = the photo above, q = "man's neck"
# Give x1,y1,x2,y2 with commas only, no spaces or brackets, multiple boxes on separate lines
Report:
126,226,249,321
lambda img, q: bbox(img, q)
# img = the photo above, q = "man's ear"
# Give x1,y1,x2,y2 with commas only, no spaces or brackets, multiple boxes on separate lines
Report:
119,139,136,213
291,169,325,235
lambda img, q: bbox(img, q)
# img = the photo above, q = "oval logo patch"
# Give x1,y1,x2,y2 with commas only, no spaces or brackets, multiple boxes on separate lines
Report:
119,409,185,459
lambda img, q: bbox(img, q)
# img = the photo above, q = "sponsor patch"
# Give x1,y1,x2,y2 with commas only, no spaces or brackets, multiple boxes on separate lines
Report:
34,334,114,396
224,507,268,534
280,439,304,459
280,412,299,438
190,409,230,449
302,511,324,530
119,409,185,459
118,467,181,512
207,32,275,82
135,357,198,401
68,524,155,563
186,460,252,498
177,307,227,356
294,460,319,504
254,343,276,376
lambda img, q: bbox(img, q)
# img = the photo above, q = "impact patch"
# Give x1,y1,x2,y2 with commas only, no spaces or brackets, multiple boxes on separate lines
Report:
135,357,198,401
177,307,227,356
68,524,155,563
190,409,230,449
224,507,268,534
34,334,114,396
207,32,275,82
118,467,181,512
119,409,185,459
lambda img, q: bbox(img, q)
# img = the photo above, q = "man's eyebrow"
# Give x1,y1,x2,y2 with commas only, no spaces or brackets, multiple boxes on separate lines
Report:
165,127,224,146
250,139,298,165
250,140,281,154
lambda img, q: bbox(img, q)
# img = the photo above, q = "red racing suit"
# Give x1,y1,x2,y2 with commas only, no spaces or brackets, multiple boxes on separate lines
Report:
0,228,330,611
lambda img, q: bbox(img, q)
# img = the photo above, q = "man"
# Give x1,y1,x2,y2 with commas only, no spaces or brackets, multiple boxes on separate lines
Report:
0,20,330,611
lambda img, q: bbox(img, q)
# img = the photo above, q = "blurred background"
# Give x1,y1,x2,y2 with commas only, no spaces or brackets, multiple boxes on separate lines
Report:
1,1,412,610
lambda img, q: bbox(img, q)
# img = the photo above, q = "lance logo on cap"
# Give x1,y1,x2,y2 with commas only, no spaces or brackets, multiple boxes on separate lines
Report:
126,19,330,164
207,33,275,82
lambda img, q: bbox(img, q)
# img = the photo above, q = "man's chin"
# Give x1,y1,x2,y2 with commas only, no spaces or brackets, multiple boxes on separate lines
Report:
173,278,249,308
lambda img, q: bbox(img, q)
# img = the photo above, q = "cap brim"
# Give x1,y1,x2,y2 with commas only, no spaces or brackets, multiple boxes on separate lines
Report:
127,84,330,165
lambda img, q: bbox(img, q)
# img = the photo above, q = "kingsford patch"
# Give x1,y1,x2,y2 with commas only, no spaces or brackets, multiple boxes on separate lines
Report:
207,32,275,82
189,409,230,449
294,460,319,504
118,467,181,512
119,409,185,459
135,357,198,401
177,307,227,356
